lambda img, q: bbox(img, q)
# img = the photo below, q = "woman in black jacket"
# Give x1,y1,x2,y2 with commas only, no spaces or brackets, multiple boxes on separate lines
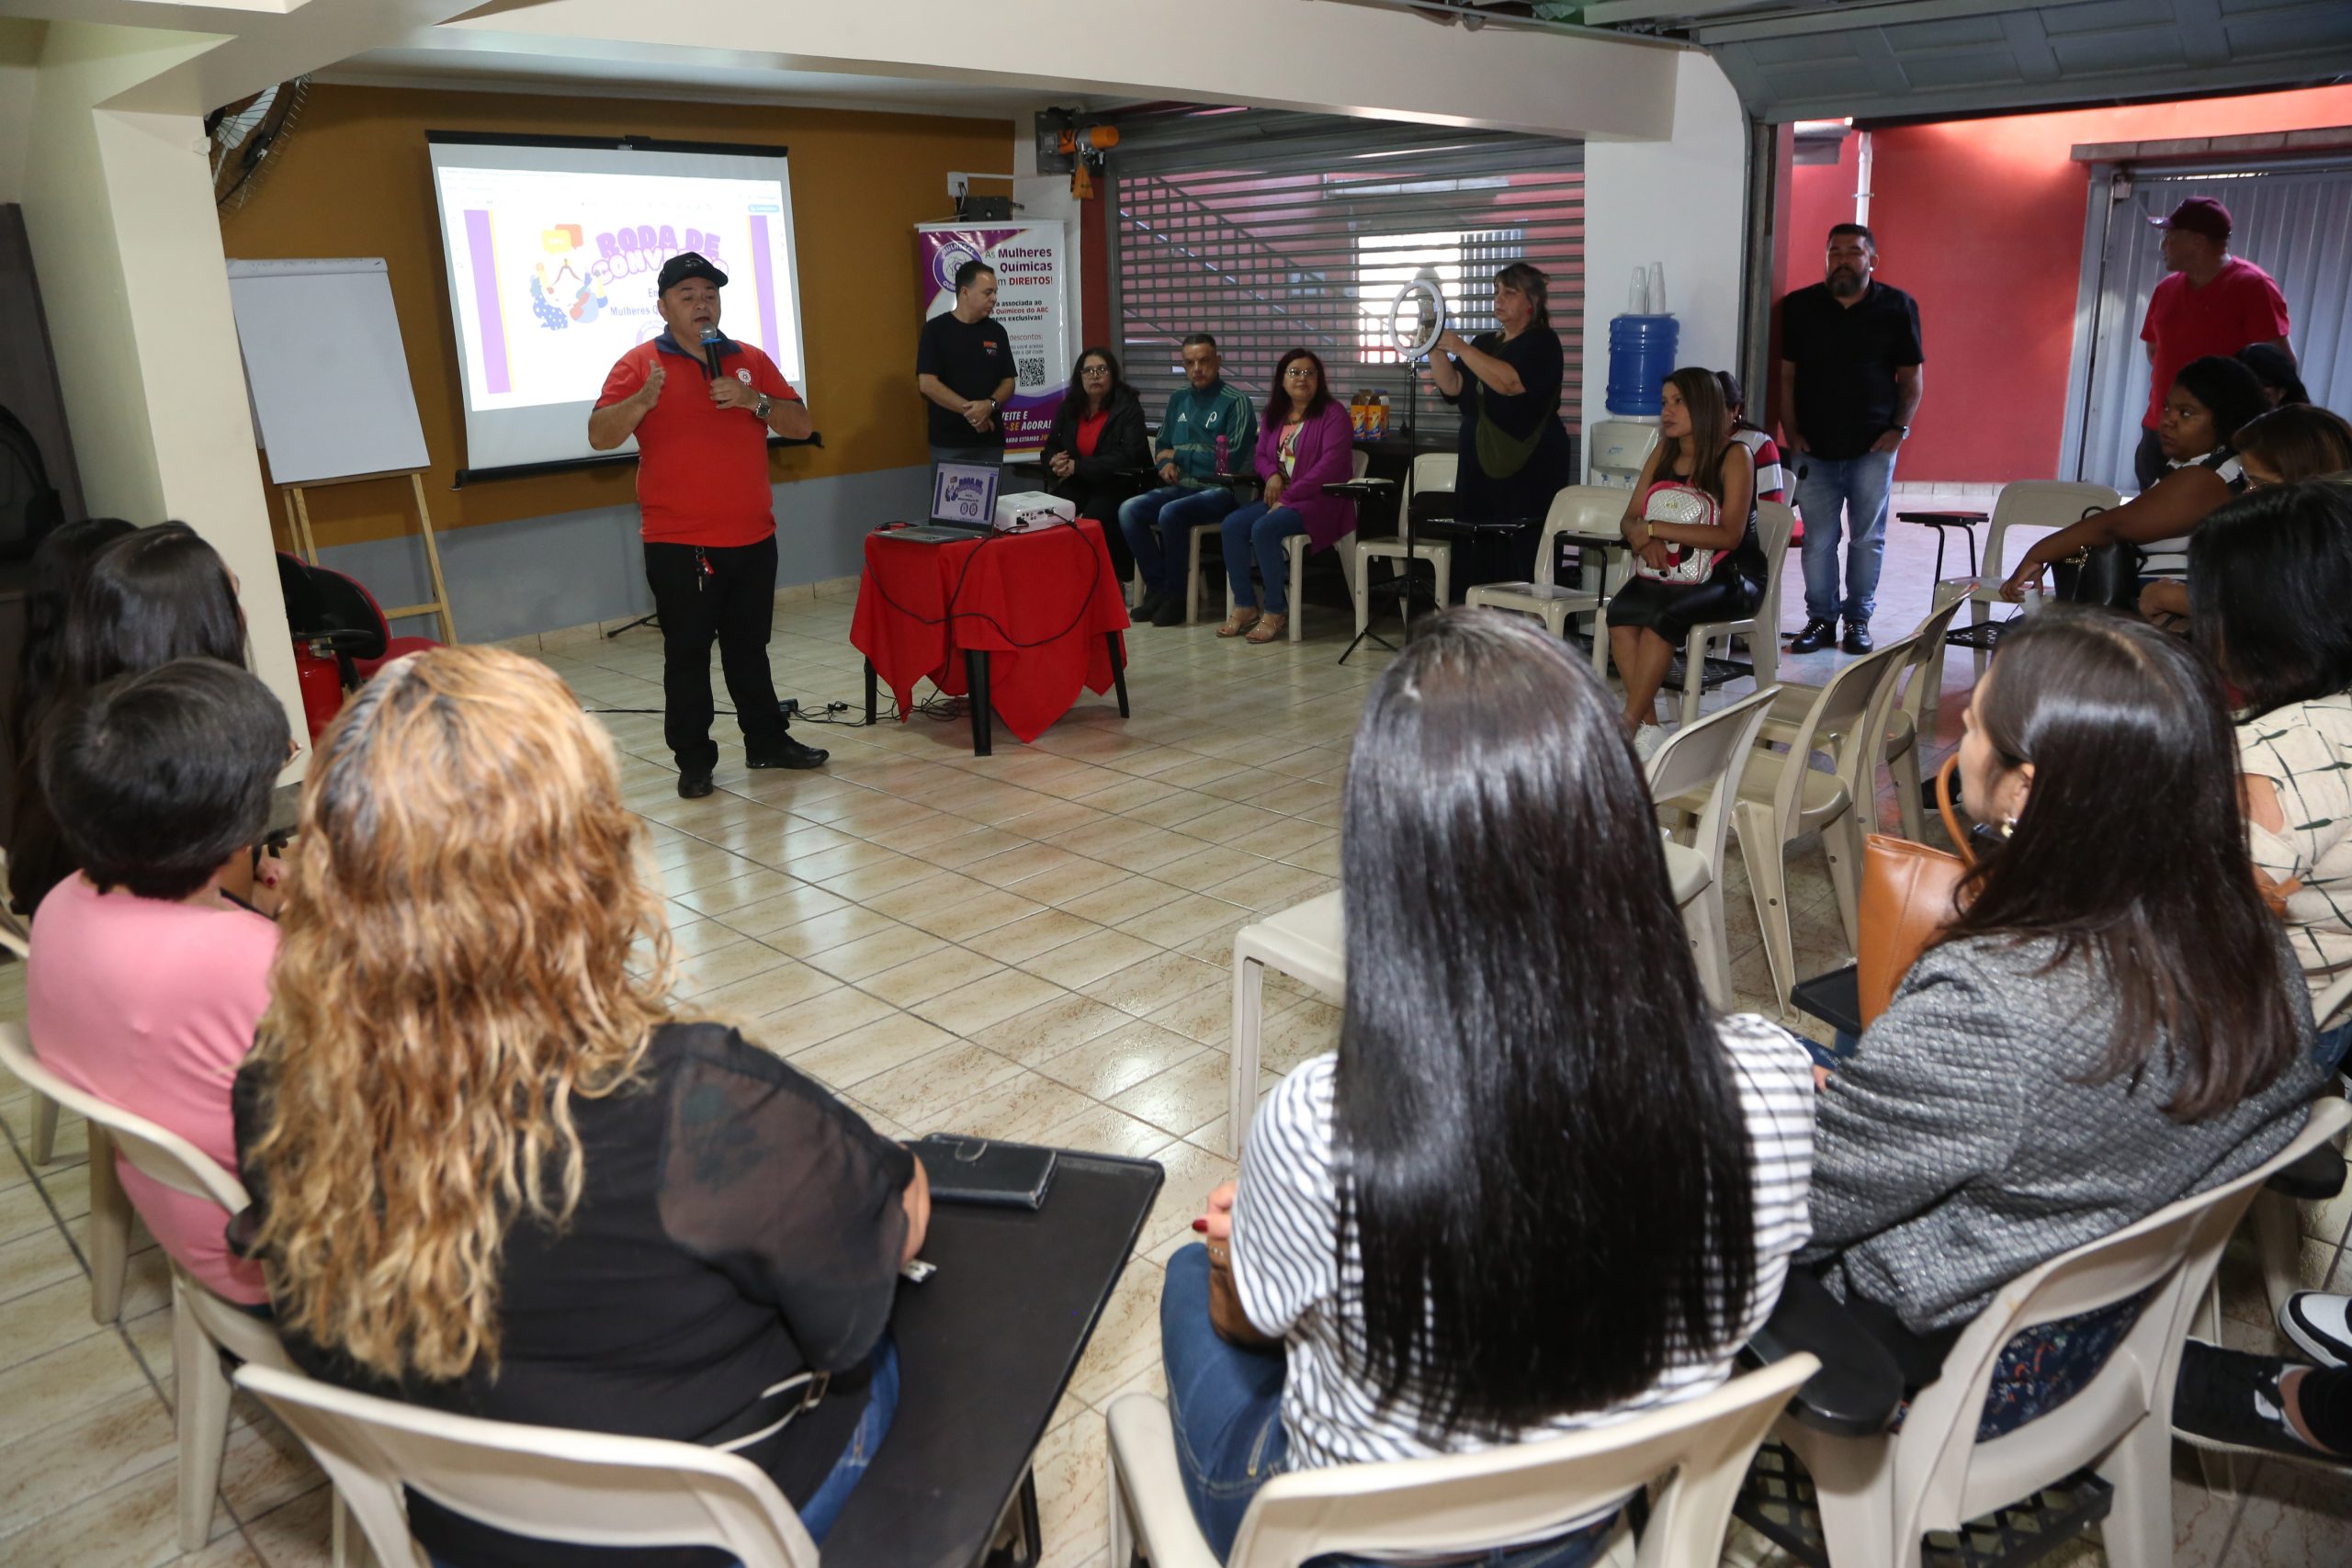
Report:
1040,346,1150,581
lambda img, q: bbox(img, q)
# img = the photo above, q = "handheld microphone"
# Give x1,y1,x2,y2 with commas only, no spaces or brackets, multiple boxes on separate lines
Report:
699,324,723,379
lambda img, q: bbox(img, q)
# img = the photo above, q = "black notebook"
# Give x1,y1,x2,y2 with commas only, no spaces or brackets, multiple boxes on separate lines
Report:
914,1134,1058,1210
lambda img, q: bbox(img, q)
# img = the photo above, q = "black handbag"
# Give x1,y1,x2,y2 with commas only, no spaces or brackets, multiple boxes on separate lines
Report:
2048,506,2142,609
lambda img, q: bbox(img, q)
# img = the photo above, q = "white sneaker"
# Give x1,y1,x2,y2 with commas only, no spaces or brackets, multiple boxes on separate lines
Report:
1634,723,1673,763
2281,1292,2352,1369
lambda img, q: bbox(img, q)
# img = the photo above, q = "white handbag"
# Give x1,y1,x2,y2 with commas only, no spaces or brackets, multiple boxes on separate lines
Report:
1632,482,1726,585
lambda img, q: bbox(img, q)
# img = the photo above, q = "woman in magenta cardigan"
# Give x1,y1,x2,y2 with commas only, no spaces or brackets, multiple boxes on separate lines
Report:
1217,349,1358,643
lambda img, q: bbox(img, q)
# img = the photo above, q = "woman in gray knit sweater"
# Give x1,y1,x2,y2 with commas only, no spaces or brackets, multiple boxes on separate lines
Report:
1807,611,2322,1392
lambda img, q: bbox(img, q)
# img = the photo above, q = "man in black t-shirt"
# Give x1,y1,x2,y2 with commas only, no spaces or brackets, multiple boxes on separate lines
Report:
916,260,1017,472
1777,224,1925,655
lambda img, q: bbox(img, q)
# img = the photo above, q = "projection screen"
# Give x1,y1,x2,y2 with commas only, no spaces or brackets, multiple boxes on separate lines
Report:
425,133,807,482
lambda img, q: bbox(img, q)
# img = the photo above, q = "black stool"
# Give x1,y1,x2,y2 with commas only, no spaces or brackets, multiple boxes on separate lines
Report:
1895,509,1988,583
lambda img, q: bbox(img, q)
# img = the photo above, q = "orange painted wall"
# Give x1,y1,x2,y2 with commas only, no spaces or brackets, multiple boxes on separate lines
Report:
1781,85,2352,483
220,85,1011,548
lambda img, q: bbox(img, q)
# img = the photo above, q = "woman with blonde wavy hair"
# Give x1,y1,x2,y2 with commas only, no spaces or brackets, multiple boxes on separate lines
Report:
232,645,927,1567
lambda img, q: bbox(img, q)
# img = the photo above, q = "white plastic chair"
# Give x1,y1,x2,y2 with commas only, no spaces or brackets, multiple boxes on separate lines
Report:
0,1023,302,1552
1781,1097,2350,1568
1109,1352,1820,1568
1645,687,1781,1010
1184,497,1235,627
1662,637,1916,1011
1227,451,1373,642
1464,485,1618,675
0,846,60,1165
1760,597,1967,843
2207,972,2352,1336
1671,500,1796,728
237,1360,820,1568
1948,481,2122,675
1229,889,1343,1156
1354,453,1459,637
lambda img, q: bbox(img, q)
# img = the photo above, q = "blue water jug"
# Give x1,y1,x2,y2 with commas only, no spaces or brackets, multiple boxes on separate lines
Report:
1606,314,1679,416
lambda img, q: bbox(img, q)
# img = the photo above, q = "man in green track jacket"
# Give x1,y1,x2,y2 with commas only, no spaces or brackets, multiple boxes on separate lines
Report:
1119,334,1259,627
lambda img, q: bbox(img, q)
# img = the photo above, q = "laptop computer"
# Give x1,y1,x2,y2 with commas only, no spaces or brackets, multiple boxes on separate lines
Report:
880,462,1003,544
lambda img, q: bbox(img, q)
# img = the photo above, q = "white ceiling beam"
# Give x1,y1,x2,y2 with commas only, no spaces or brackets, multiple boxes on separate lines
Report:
442,0,1685,141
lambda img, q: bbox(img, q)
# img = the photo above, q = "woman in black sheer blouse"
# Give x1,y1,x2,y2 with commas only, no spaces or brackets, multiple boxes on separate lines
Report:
234,645,927,1568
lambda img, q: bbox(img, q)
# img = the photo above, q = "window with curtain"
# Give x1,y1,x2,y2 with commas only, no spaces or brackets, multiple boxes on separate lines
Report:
1104,109,1585,451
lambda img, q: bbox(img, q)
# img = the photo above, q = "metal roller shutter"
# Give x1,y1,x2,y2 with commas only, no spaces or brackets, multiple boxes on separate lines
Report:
2068,152,2352,491
1105,109,1584,447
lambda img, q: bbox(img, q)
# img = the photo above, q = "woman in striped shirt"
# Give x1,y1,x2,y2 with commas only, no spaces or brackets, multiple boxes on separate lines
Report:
1161,610,1816,1564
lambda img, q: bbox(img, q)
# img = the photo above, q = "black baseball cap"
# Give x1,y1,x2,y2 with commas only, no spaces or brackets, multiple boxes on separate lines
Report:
657,252,729,292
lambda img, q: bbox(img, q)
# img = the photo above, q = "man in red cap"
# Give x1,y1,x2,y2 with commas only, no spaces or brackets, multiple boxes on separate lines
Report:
590,251,827,798
2134,197,2293,491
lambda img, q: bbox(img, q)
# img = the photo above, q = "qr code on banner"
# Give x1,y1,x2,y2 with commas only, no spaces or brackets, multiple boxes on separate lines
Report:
1017,355,1046,386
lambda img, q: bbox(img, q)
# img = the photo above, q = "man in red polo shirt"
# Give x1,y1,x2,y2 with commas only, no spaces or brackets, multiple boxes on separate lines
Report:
2135,197,2293,492
590,252,826,797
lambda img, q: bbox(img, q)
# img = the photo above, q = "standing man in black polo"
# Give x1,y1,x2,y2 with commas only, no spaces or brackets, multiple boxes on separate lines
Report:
916,260,1017,472
1779,223,1925,655
590,252,827,799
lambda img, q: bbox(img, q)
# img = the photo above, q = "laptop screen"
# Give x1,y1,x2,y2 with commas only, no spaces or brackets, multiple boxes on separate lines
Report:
931,463,1001,527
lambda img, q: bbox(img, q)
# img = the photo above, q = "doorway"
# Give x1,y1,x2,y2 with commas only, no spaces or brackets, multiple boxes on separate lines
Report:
2066,154,2352,490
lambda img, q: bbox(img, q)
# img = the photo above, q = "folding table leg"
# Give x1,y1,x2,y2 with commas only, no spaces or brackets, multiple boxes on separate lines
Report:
965,651,994,757
865,659,878,726
1106,633,1131,717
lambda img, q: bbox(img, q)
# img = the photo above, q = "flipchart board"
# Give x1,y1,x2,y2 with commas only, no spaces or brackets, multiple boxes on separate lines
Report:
225,258,430,484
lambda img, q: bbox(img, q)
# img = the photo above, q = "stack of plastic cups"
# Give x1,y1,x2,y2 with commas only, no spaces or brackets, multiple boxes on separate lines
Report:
1606,262,1678,417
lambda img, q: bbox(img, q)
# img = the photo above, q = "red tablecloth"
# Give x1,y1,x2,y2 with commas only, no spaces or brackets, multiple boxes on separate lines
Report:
851,517,1131,744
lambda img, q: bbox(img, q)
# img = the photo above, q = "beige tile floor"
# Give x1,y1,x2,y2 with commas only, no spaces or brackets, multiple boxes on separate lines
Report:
3,510,2350,1565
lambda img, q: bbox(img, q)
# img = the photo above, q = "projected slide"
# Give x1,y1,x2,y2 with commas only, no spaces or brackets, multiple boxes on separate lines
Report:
427,137,807,479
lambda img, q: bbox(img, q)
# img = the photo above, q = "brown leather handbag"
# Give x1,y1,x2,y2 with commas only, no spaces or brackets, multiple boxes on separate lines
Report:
1856,753,1976,1026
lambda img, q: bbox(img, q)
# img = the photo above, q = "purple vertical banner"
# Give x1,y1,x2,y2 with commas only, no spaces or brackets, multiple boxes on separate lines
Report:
463,209,511,396
749,215,782,368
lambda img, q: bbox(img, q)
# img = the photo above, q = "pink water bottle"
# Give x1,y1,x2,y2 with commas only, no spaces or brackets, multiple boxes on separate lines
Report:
1215,434,1229,476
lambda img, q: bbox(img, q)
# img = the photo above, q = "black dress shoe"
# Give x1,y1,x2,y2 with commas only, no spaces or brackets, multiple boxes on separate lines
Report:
1788,617,1838,654
1136,589,1167,621
1150,596,1187,628
677,769,715,799
1842,622,1874,654
747,734,829,770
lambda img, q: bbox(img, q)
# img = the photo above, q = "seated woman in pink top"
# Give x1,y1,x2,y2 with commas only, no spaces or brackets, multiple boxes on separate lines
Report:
1216,349,1359,644
28,658,289,1308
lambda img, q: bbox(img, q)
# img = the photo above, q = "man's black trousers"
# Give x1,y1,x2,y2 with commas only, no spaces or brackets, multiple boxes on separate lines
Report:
643,536,788,774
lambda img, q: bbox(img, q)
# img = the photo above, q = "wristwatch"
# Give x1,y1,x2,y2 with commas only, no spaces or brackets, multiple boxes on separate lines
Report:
754,393,773,421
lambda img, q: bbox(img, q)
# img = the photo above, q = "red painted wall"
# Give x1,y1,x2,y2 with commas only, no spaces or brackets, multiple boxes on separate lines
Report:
1780,85,2352,484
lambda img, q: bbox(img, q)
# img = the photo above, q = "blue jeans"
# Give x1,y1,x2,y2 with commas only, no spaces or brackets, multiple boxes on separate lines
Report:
424,1335,898,1567
799,1333,900,1543
1222,502,1309,615
2319,1020,2352,1075
1120,485,1240,598
1793,449,1897,626
1160,1246,1614,1567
